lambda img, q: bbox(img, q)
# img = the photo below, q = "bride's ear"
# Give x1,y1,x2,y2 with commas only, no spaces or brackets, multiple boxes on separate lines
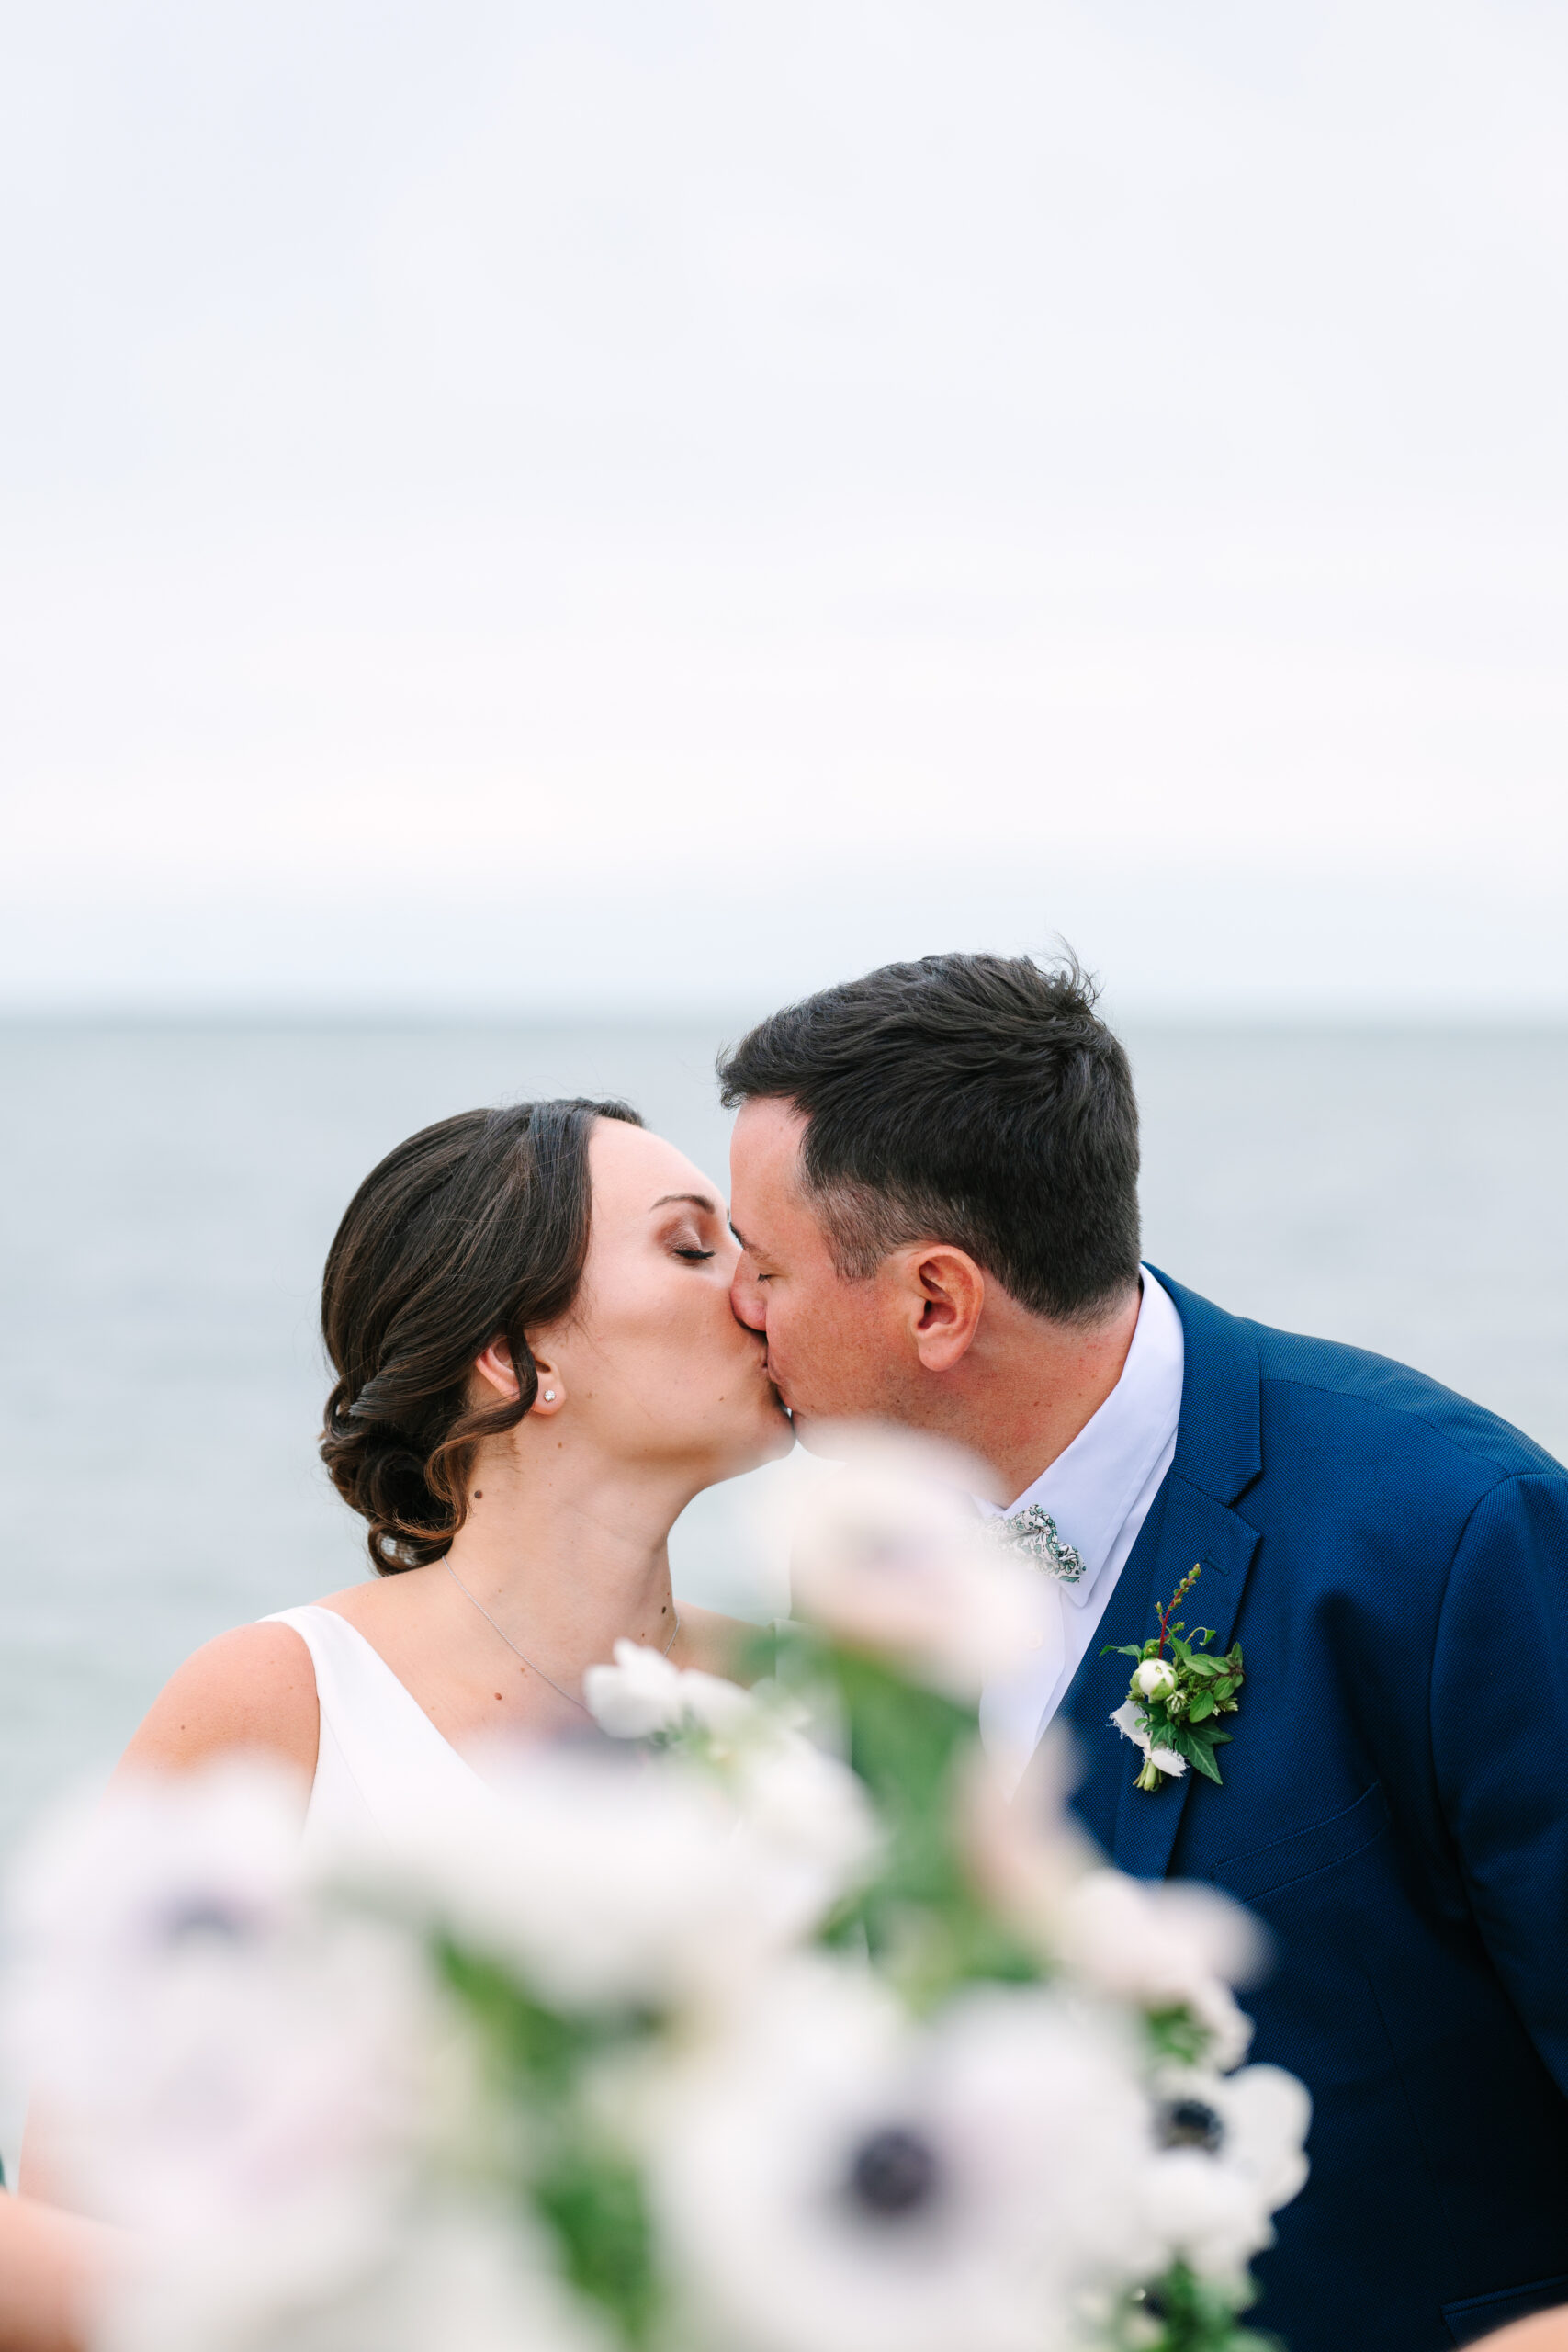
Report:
472,1337,565,1413
471,1338,521,1402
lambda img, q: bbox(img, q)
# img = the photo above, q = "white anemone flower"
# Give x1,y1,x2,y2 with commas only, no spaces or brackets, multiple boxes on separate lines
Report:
786,1430,1041,1700
961,1728,1099,1941
5,1766,439,2302
101,2205,611,2352
721,1724,882,1937
6,1763,304,2051
1051,1871,1262,2071
730,1724,880,1883
650,1960,1159,2352
1141,2064,1312,2282
583,1640,758,1744
585,1642,880,1921
365,1742,846,2013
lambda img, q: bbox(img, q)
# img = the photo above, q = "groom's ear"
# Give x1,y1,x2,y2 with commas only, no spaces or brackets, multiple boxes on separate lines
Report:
893,1243,987,1373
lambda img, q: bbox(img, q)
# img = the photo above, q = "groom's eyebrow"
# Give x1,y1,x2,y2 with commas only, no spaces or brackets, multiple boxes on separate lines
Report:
650,1192,719,1215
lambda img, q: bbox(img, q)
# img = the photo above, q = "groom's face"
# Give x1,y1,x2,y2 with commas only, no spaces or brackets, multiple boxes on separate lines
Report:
728,1098,914,1446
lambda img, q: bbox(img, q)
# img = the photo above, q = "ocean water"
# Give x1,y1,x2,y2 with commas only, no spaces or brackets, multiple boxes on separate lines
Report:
2,1016,1566,1880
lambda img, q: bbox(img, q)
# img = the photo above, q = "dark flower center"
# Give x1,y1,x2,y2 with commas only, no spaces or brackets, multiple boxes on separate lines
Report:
1156,2097,1225,2154
155,1897,257,1945
846,2125,942,2218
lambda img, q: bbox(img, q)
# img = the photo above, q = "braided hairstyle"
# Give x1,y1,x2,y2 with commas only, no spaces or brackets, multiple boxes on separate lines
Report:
319,1097,641,1575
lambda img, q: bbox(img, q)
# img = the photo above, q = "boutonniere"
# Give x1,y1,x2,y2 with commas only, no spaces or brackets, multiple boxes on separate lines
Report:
1102,1566,1245,1793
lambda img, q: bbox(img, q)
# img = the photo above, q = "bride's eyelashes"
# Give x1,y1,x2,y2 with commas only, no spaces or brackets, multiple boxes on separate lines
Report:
673,1246,716,1262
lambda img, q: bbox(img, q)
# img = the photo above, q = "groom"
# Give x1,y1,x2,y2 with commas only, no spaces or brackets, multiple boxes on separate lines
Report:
719,951,1568,2352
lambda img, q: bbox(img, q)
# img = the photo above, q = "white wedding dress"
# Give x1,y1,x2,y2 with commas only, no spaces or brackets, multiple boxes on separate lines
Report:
263,1603,489,1854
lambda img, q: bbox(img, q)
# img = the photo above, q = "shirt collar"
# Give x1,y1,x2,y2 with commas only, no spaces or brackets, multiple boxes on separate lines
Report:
974,1267,1185,1607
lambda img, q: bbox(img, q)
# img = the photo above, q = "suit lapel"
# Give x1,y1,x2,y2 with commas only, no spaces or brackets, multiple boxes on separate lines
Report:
1059,1272,1266,1881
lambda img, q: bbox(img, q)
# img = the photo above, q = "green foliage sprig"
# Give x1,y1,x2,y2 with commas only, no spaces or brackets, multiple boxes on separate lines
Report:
764,1623,1044,2009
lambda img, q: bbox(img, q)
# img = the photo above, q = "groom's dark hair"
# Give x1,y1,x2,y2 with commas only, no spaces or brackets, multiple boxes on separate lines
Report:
717,951,1140,1324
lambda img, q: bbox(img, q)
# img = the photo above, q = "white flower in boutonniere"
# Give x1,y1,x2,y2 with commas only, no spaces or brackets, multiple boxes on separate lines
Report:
1110,1702,1191,1787
1103,1567,1245,1794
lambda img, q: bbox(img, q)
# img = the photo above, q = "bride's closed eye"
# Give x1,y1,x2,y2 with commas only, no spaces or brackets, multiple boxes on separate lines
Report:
660,1218,716,1262
649,1190,724,1261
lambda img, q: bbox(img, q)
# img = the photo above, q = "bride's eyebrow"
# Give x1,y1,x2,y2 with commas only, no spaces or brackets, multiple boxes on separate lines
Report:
649,1191,718,1216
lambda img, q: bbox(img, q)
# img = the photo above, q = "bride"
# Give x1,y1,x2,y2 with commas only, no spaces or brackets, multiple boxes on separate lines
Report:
116,1095,792,1835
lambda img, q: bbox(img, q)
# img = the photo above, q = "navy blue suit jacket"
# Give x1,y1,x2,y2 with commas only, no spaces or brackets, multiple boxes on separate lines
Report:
1062,1274,1568,2352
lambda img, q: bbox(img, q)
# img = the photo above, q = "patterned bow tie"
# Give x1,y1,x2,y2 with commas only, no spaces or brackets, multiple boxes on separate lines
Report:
994,1503,1088,1584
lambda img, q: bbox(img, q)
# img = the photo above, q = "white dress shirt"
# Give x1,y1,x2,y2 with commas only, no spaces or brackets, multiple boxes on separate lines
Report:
976,1268,1184,1786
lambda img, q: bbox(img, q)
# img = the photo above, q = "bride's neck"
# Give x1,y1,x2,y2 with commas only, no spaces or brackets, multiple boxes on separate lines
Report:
439,1430,690,1661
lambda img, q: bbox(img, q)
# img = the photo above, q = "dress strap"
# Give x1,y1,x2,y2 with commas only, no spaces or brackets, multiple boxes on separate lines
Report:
263,1604,485,1832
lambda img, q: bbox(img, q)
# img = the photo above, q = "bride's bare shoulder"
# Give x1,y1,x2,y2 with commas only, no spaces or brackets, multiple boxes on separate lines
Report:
116,1619,319,1784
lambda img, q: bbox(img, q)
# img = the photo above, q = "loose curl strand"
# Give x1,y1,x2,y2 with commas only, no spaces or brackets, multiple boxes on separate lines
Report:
319,1096,642,1575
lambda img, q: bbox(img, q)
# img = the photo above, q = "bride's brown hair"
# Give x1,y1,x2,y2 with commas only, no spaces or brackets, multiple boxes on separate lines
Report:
319,1097,642,1575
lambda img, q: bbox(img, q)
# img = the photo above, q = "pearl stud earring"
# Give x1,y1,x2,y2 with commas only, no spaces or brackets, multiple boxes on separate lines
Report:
543,1390,557,1402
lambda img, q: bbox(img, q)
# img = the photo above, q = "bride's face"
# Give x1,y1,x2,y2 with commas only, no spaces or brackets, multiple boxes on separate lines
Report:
536,1119,792,1482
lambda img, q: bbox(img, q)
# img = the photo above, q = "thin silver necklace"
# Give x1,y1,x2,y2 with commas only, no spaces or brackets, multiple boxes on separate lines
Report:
444,1558,680,1718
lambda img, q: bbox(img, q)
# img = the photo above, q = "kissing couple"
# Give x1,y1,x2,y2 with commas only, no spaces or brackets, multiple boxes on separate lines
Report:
95,954,1568,2351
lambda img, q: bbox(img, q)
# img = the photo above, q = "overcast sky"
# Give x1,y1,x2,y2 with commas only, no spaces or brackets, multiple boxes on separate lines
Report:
3,0,1566,1013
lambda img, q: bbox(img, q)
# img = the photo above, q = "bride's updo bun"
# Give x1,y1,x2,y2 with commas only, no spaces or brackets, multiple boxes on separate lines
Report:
320,1096,642,1575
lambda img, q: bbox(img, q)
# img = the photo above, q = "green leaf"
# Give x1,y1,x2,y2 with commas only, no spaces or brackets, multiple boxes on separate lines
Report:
1129,2258,1269,2352
435,1943,637,2098
1161,1722,1224,1781
1144,2004,1214,2068
534,2150,660,2345
1187,1690,1216,1722
799,1645,1045,2007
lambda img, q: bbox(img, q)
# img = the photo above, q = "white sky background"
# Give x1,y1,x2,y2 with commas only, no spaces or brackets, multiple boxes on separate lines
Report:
2,0,1566,1014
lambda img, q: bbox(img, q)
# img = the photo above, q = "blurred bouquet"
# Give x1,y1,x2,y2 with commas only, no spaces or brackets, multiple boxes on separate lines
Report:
3,1438,1308,2352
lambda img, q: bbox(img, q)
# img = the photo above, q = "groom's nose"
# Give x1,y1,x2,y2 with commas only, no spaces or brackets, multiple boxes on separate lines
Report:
730,1259,767,1331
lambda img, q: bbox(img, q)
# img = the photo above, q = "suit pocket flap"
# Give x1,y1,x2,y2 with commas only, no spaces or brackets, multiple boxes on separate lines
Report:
1211,1780,1390,1902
